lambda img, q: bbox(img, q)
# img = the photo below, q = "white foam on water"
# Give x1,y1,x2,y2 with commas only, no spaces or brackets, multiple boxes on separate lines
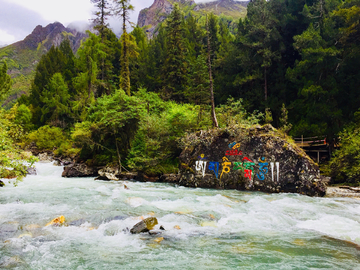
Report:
296,214,360,244
1,162,360,268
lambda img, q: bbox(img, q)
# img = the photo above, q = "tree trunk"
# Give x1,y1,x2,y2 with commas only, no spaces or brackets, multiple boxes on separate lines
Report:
264,66,268,101
206,15,219,128
121,6,131,96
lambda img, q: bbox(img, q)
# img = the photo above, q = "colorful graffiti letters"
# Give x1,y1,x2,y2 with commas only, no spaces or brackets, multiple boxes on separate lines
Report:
232,157,255,180
194,142,280,183
208,162,220,179
220,157,231,178
225,149,243,156
256,157,269,181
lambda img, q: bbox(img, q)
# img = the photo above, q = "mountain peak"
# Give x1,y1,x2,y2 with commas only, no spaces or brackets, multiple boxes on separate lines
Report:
137,0,248,37
13,22,87,53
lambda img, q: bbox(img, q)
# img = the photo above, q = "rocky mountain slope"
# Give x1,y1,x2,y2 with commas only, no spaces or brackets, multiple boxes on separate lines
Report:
137,0,248,37
0,22,87,108
197,0,248,18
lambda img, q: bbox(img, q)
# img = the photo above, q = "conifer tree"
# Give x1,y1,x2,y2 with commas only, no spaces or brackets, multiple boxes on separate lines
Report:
0,61,12,102
91,0,115,96
91,0,111,40
113,0,134,95
40,73,71,127
162,4,188,101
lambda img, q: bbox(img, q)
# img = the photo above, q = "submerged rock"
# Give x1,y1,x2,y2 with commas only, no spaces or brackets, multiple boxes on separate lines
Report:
177,125,327,196
153,237,164,243
26,167,37,175
96,166,137,181
69,219,87,226
0,180,4,187
0,222,19,240
103,215,128,223
130,217,158,234
45,216,65,226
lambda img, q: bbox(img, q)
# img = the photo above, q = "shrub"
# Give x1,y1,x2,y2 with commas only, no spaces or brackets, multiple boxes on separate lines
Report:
27,125,65,150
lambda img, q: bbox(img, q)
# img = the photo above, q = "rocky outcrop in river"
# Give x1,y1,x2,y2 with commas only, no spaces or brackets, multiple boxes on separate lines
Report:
174,125,327,196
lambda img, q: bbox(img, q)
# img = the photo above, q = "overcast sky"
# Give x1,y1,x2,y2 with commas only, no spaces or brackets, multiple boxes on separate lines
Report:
0,0,216,46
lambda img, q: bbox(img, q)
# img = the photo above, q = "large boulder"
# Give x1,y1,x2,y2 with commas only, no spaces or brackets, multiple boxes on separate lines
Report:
177,125,327,196
62,163,98,177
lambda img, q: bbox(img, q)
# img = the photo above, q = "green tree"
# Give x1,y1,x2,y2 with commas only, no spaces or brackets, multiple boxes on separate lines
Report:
0,61,12,102
328,110,360,184
91,0,112,40
25,41,76,126
73,89,145,170
287,23,341,143
73,31,107,119
113,0,134,95
162,4,188,101
240,0,282,102
40,73,71,127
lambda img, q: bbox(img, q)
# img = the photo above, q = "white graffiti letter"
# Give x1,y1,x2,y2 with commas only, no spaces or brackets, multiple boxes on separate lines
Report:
196,161,207,177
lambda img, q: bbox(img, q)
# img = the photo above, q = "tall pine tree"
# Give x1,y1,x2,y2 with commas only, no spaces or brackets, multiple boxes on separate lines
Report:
162,4,188,101
113,0,134,95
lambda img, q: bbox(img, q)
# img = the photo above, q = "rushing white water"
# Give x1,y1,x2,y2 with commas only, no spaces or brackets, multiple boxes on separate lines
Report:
1,162,360,269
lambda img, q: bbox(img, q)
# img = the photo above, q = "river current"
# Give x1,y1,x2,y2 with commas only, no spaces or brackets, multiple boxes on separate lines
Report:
1,162,360,269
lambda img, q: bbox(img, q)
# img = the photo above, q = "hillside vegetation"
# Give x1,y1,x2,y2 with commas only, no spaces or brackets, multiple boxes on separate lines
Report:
1,0,360,184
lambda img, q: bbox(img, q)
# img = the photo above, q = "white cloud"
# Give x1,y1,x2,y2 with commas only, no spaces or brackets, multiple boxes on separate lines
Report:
0,29,15,45
4,0,93,24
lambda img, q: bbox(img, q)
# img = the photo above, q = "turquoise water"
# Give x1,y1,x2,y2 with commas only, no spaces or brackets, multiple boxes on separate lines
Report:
1,162,360,269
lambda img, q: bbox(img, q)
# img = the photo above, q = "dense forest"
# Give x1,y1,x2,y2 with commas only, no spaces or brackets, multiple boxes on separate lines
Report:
1,0,360,184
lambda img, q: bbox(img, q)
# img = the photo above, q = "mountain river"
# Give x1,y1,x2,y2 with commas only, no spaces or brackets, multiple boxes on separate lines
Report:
1,162,360,269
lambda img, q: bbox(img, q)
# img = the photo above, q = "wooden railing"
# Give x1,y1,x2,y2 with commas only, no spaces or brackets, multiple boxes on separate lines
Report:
294,136,326,147
294,136,328,163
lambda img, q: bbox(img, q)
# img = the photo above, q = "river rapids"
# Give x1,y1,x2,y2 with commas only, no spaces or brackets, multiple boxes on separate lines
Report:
1,162,360,269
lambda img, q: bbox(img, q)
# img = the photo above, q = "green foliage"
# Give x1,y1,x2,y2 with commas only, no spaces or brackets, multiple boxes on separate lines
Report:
72,89,146,167
217,97,263,128
0,109,37,184
264,108,273,125
0,61,12,102
113,0,135,95
40,73,71,127
279,103,292,134
127,91,204,175
3,0,360,181
27,125,66,150
328,113,360,184
161,4,189,101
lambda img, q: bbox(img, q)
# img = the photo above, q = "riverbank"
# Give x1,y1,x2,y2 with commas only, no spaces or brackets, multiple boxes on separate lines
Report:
326,186,360,198
32,150,360,198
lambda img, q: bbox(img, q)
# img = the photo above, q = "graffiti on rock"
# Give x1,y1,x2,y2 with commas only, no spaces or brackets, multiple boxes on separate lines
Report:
220,157,232,179
256,157,269,181
208,162,220,179
195,160,207,177
270,162,280,182
195,143,280,182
